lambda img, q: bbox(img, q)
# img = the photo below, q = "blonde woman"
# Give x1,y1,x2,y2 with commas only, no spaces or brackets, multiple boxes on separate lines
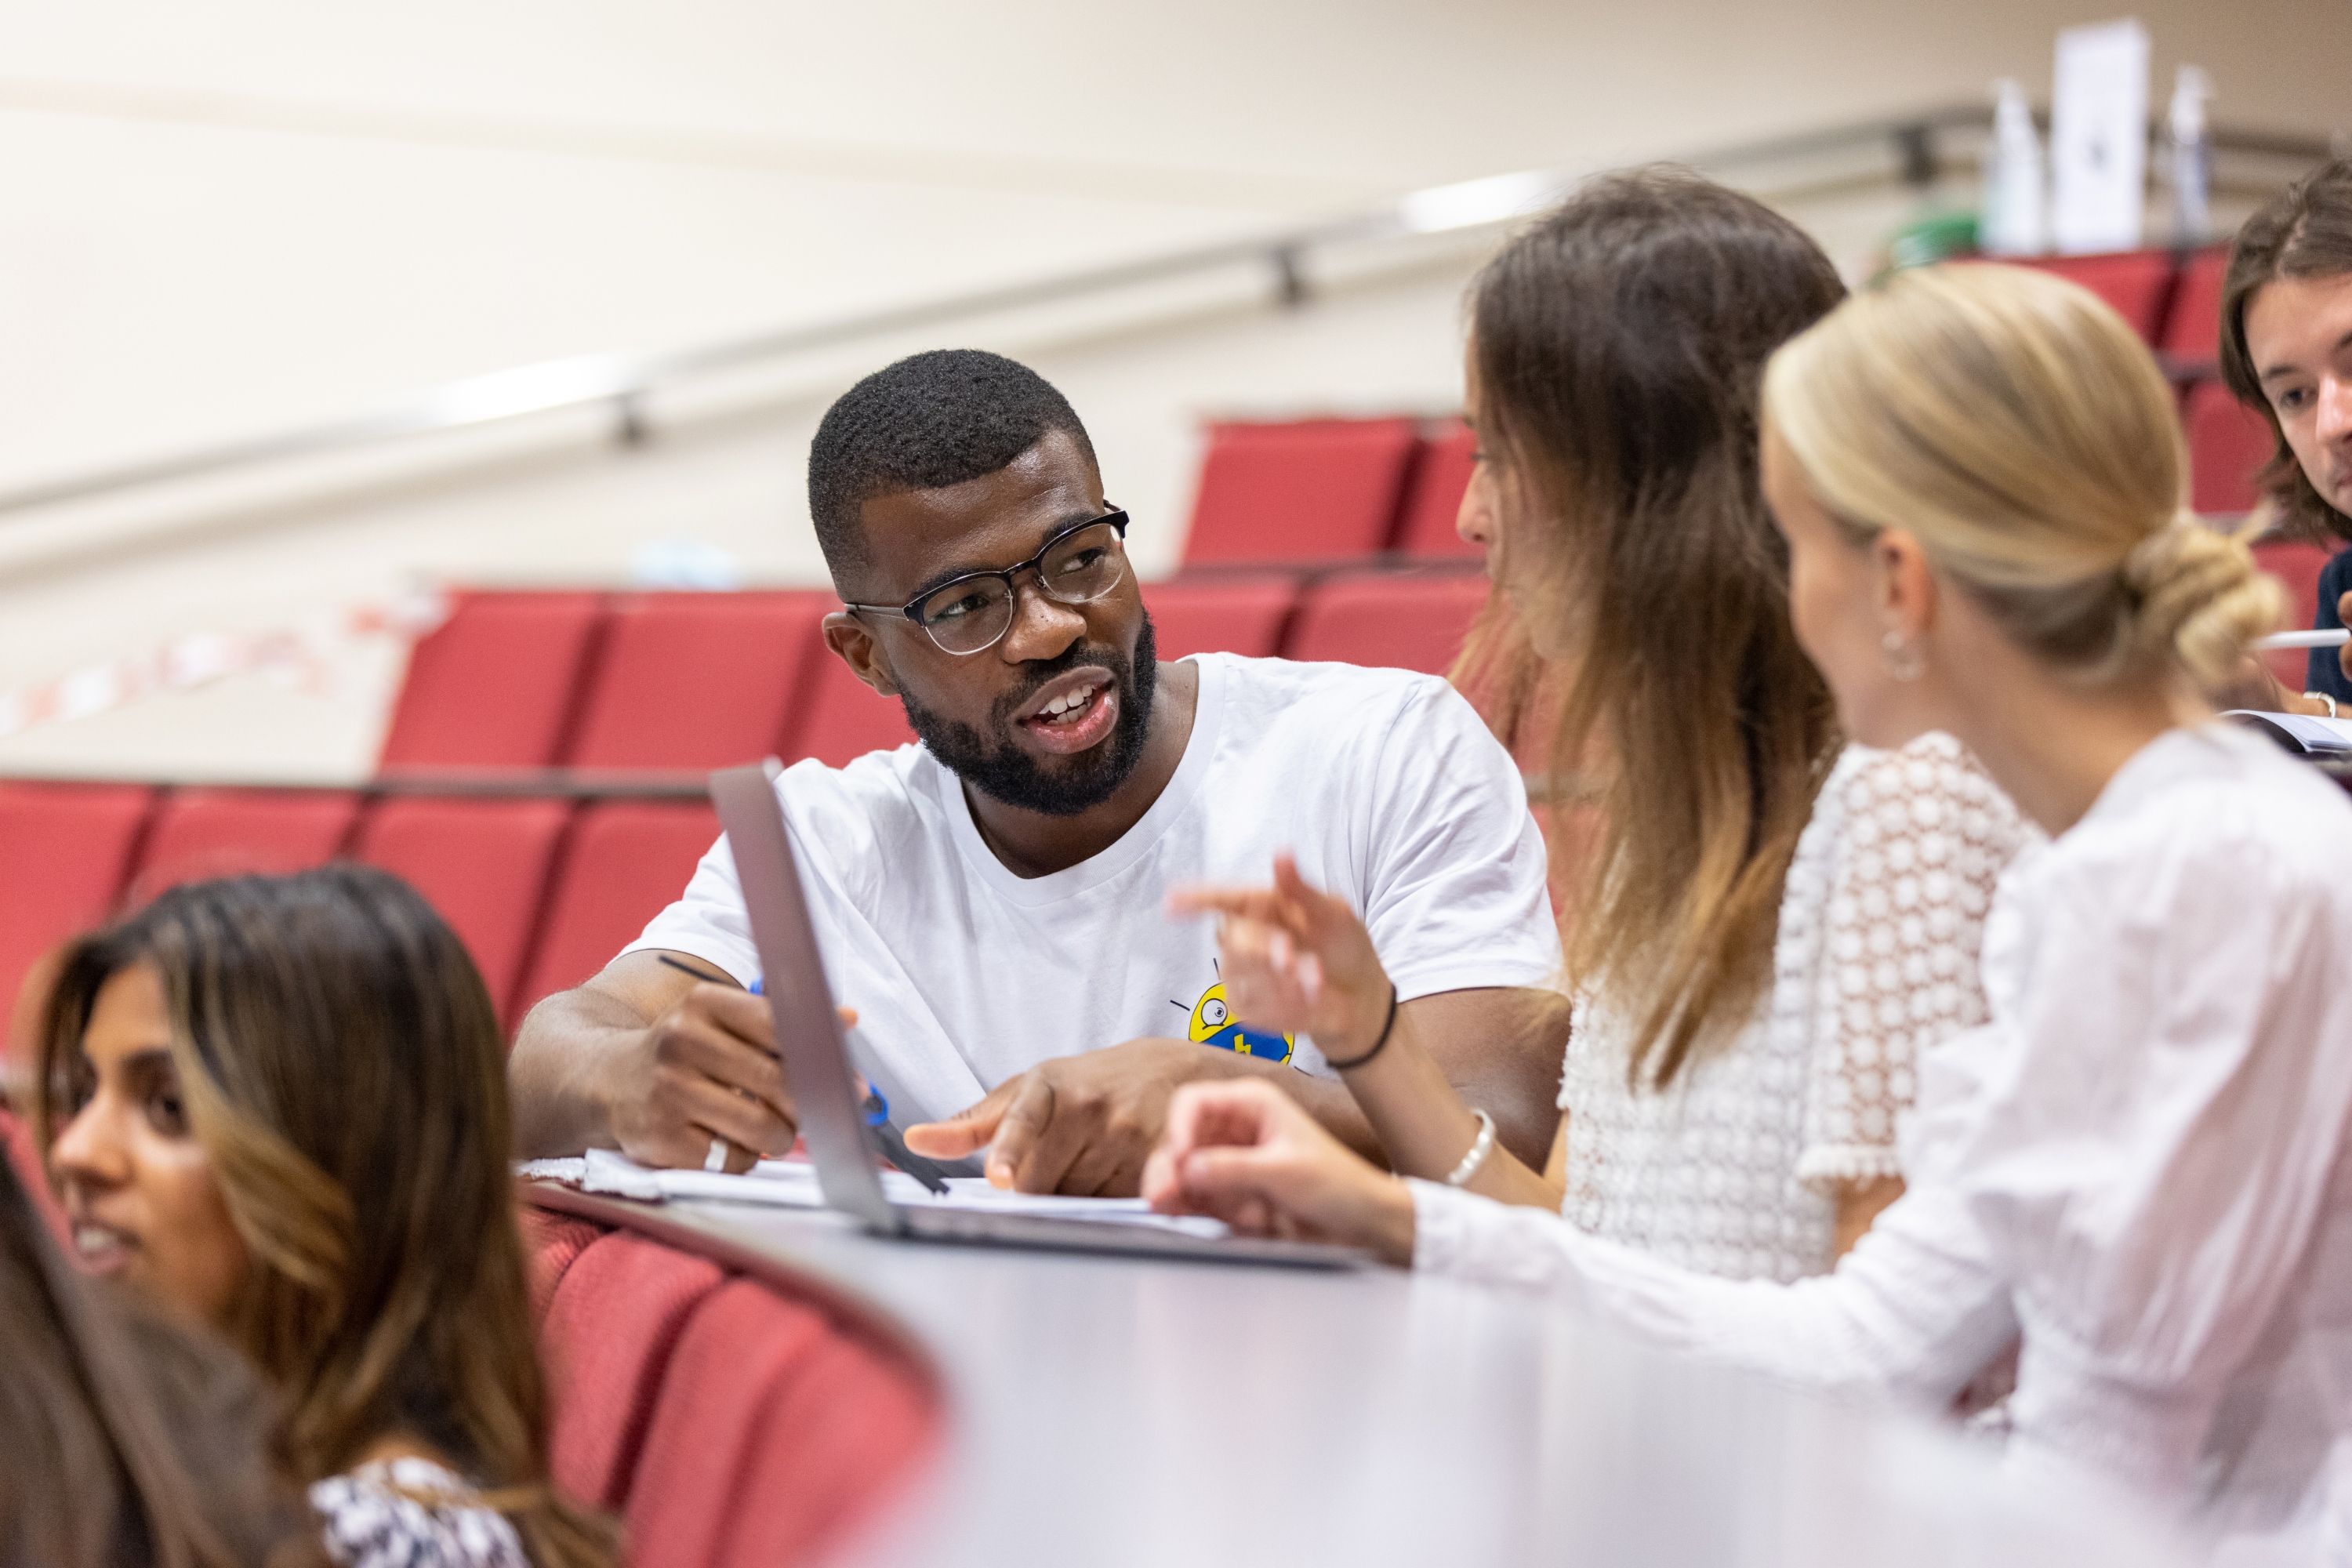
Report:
1174,169,2032,1283
39,867,617,1568
1146,264,2352,1553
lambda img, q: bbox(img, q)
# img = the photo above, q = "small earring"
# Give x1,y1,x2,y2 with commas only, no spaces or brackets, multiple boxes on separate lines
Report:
1881,629,1926,683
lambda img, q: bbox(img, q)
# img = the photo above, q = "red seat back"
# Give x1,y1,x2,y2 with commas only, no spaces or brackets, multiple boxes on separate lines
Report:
0,783,152,1031
1181,418,1420,565
2012,250,2176,343
1285,571,1492,675
351,796,575,1025
1141,575,1300,659
2161,248,2231,361
1392,423,1482,558
519,1206,608,1327
130,789,361,902
544,1230,727,1509
379,592,608,772
2186,379,2278,517
512,800,720,1013
626,1276,937,1568
567,593,830,772
782,655,917,768
2252,536,2340,686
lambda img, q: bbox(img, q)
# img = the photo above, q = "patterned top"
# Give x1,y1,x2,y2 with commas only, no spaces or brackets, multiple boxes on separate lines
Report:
1557,732,2032,1283
310,1457,531,1568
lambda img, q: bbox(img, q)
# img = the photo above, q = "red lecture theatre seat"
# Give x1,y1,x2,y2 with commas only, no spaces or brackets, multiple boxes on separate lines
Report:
129,789,361,902
351,795,575,1024
511,799,721,1015
1392,422,1482,558
2012,250,2176,343
783,655,917,770
1141,575,1300,660
2161,248,2231,362
379,591,608,772
1286,571,1492,676
566,592,832,773
1181,417,1420,566
0,782,152,1037
2185,379,2278,517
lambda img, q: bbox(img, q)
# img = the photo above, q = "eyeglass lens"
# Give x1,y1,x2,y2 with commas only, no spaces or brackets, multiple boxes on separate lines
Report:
915,521,1127,653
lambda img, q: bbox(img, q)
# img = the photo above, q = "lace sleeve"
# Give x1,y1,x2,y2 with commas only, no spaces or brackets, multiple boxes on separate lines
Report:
310,1458,531,1568
1797,735,2031,1192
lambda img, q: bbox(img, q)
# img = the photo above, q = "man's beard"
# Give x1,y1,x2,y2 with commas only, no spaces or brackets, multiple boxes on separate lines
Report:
899,612,1160,817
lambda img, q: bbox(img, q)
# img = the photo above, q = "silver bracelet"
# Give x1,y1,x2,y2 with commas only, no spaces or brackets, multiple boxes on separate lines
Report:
1443,1109,1497,1188
2307,691,2339,719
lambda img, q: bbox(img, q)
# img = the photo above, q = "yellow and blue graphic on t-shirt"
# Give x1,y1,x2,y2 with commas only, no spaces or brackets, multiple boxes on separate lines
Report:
1172,968,1294,1065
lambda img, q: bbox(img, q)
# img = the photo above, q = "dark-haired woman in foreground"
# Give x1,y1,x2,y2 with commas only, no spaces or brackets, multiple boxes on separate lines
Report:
1152,265,2352,1556
0,1149,299,1567
38,865,615,1568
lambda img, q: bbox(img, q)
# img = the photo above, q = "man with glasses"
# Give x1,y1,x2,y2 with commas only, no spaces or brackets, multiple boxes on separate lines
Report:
512,350,1566,1195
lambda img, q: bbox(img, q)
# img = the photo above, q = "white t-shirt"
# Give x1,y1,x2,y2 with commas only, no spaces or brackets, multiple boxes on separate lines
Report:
626,652,1562,1124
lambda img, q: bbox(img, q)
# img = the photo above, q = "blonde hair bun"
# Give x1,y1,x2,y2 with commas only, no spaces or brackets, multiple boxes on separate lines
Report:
2124,517,2285,691
1765,263,2281,691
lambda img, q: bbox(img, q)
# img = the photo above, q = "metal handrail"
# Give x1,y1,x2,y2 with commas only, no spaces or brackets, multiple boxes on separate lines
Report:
2,102,2329,523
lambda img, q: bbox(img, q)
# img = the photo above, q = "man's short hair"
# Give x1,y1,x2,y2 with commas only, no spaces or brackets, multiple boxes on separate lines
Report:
807,349,1100,579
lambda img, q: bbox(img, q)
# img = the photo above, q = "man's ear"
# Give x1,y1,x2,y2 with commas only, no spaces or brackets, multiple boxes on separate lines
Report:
822,611,900,697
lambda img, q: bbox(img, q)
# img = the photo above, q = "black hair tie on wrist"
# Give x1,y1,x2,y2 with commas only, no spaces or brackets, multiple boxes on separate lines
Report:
1322,982,1400,1072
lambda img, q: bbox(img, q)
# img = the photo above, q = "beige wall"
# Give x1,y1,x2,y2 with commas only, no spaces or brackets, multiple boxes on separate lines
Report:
0,0,2343,780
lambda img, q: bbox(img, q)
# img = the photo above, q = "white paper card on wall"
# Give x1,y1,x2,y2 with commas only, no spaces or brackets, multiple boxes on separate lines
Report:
2049,17,2151,255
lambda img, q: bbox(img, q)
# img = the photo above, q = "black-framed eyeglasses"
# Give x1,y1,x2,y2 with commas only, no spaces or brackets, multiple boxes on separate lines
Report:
843,510,1131,656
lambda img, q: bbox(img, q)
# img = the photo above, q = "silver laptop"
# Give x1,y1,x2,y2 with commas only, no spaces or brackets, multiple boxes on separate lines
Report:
710,761,1368,1269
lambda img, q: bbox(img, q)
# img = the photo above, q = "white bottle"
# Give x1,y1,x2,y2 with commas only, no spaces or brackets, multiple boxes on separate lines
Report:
1983,78,2048,256
2169,65,2213,246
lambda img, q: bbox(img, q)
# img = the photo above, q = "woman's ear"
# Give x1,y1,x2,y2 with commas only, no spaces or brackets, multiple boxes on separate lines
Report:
821,612,899,698
1875,528,1939,640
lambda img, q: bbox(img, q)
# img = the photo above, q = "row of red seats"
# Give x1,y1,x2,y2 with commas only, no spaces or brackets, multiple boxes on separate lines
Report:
521,1207,938,1568
0,782,720,1034
1177,249,2275,569
381,566,1490,775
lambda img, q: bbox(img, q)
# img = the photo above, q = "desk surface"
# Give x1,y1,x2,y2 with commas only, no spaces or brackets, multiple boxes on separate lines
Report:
537,1189,2193,1568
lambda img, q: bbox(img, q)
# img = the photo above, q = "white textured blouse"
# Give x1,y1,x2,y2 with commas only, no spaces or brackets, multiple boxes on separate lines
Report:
1560,732,2031,1281
310,1457,531,1568
1414,724,2352,1563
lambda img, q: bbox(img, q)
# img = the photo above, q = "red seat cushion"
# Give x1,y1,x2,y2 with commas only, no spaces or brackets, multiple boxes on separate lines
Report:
511,800,720,1014
544,1231,727,1509
626,1276,937,1568
782,655,918,769
2012,250,2176,343
379,592,608,772
1392,423,1483,558
2161,247,2231,362
566,593,831,772
0,783,152,1035
1285,571,1493,675
351,796,575,1025
1140,575,1300,659
1181,418,1421,566
130,789,361,902
2185,379,2278,517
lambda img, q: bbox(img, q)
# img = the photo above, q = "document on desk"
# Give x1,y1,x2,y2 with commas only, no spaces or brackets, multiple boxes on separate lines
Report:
558,1149,1227,1235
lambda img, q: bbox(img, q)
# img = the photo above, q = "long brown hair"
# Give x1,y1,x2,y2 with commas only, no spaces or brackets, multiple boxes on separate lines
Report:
36,866,615,1568
2219,155,2352,543
0,1152,301,1567
1461,167,1846,1085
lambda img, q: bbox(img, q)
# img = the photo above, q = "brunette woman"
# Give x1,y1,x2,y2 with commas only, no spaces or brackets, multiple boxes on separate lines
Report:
38,865,615,1568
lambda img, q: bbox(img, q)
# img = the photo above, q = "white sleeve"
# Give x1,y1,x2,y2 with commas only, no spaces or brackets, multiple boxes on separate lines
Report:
1955,824,2352,1496
621,833,760,986
1798,738,2028,1190
1357,680,1562,1001
1411,1174,2016,1410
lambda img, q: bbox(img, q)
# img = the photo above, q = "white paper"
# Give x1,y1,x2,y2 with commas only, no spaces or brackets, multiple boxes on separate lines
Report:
2049,18,2150,255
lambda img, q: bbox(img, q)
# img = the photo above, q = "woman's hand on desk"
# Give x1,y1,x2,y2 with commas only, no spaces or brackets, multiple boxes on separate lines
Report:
1145,1080,1415,1266
1167,853,1396,1063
